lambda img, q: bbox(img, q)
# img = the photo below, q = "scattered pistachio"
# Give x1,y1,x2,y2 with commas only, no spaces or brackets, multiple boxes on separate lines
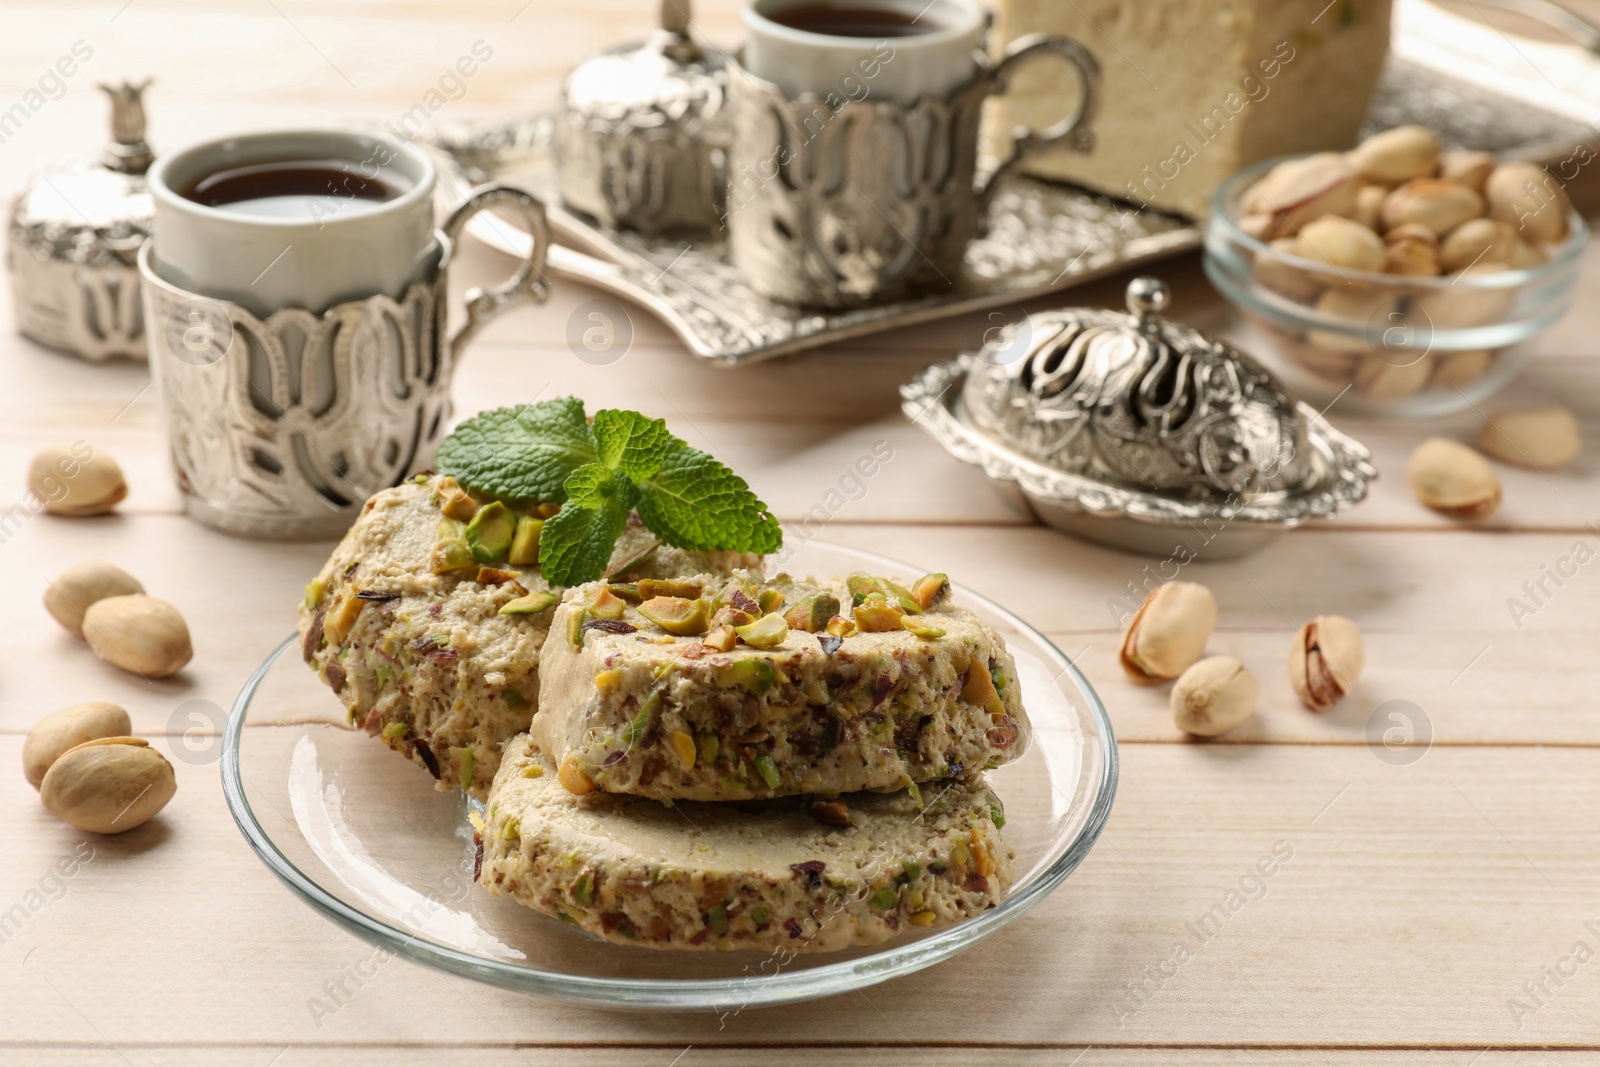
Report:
753,753,781,790
852,595,906,633
381,721,410,741
638,596,710,636
1485,161,1572,244
474,567,520,585
638,578,703,600
734,612,789,648
1380,178,1485,237
876,578,923,615
1119,581,1217,684
533,502,561,520
44,560,144,637
703,625,737,652
40,737,175,833
825,615,858,639
784,593,840,633
438,486,478,522
1407,438,1501,519
23,701,131,789
82,595,192,678
901,616,946,640
465,501,514,563
557,754,593,795
1438,150,1495,194
500,590,558,616
1288,615,1365,712
594,668,623,694
961,660,1004,716
911,573,949,610
757,588,786,614
1479,406,1582,470
508,517,542,566
588,587,628,621
1171,657,1258,738
429,539,475,575
1294,214,1385,273
28,445,127,516
1347,124,1440,183
809,798,852,827
667,730,696,770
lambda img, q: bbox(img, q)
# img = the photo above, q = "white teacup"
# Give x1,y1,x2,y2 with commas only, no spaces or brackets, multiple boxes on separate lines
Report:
147,129,436,317
740,0,988,103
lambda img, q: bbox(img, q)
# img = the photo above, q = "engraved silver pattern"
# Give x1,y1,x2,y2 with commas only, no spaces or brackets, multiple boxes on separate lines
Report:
140,184,552,540
902,278,1377,559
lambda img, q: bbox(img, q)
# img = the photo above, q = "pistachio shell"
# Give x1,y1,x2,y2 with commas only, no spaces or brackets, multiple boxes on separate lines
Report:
43,560,144,637
1411,261,1515,330
1485,161,1571,244
1306,288,1399,354
81,595,193,678
1348,125,1441,183
27,445,127,517
1120,582,1217,684
1243,153,1359,236
1351,185,1387,231
1380,179,1485,237
1254,239,1323,302
1407,438,1501,519
22,701,131,789
1438,150,1495,194
1382,231,1441,276
40,737,176,833
1294,215,1386,273
1479,406,1582,471
1439,218,1520,273
1171,657,1258,737
1288,616,1365,712
1355,353,1433,399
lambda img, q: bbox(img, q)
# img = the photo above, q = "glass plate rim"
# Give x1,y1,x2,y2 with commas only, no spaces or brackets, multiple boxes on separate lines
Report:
220,541,1120,1009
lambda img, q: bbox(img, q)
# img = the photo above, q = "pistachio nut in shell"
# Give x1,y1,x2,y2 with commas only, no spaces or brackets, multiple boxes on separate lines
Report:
1383,231,1441,276
1352,184,1387,231
40,737,176,834
82,595,193,678
27,445,127,517
1289,616,1365,712
1355,352,1433,399
1438,150,1495,194
1254,238,1323,303
1430,350,1493,389
1294,215,1386,273
1439,218,1520,273
22,701,131,789
1411,261,1515,330
43,560,144,637
1242,153,1358,235
1120,581,1218,684
1348,125,1441,183
1306,288,1399,354
1479,406,1582,471
1407,438,1501,519
1380,179,1485,237
1485,161,1572,244
1171,657,1258,738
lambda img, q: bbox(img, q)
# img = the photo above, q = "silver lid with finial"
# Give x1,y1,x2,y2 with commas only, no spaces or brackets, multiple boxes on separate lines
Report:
7,80,156,361
901,276,1377,559
554,0,727,235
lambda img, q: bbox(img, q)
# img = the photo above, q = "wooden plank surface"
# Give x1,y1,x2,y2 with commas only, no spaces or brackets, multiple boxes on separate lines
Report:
2,0,1600,1062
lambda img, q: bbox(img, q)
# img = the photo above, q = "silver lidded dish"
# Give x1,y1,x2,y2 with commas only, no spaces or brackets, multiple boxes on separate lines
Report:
555,0,726,236
901,277,1376,560
7,80,155,361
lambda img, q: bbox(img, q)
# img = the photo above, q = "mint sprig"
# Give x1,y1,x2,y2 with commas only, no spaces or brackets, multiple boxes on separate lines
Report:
436,400,783,586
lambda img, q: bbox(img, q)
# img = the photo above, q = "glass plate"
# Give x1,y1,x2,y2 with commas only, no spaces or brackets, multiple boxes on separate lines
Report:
221,541,1117,1010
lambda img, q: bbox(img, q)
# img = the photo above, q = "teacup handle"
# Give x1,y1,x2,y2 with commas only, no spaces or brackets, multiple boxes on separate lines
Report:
975,34,1101,216
441,182,553,359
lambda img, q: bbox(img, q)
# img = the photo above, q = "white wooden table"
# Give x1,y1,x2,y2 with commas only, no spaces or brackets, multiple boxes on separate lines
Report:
4,2,1600,1063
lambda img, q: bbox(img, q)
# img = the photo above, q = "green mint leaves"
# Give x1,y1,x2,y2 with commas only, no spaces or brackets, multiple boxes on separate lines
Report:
436,399,783,586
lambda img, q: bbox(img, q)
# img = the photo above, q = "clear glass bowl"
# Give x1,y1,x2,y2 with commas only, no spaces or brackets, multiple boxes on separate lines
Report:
220,541,1118,1010
1205,155,1587,417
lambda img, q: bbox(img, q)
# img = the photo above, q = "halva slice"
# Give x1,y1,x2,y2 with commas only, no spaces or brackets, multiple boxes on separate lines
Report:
532,570,1028,801
297,476,758,798
479,733,1015,952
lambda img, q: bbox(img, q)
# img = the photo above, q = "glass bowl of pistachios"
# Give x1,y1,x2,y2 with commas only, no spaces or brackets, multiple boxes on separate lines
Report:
1204,127,1587,417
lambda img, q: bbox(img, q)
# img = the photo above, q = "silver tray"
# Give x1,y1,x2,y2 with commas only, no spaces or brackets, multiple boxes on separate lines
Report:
424,0,1600,368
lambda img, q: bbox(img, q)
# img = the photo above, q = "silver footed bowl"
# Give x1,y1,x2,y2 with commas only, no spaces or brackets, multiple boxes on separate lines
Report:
903,277,1376,560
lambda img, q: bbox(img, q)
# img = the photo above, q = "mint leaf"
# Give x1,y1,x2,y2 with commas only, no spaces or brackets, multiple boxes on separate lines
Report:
592,409,673,482
537,464,639,586
636,441,783,555
436,399,596,502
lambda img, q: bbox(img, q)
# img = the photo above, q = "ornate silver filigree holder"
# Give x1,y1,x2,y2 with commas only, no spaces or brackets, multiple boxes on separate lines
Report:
556,0,726,235
138,184,552,540
726,34,1098,308
8,80,156,361
902,277,1377,560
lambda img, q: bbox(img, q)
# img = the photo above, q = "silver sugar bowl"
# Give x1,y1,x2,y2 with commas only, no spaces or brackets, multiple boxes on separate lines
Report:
555,0,727,235
902,277,1377,560
8,80,155,361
